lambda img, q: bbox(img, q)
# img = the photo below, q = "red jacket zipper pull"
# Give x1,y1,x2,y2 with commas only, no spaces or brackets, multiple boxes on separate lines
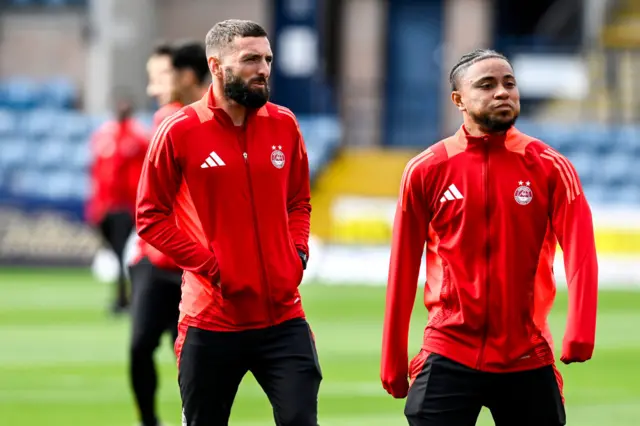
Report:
243,152,248,163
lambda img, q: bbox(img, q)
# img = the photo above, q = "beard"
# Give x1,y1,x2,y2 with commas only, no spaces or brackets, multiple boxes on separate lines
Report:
223,68,270,109
470,109,518,133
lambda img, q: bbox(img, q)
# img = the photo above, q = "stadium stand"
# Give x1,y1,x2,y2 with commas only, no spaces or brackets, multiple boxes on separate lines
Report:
0,77,342,219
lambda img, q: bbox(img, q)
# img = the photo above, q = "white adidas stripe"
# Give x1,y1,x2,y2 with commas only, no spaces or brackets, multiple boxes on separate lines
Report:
201,151,226,168
440,184,464,203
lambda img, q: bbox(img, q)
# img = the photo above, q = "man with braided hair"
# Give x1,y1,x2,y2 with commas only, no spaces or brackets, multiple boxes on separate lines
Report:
381,49,598,426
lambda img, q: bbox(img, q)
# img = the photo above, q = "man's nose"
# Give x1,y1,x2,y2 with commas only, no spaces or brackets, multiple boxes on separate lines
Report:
257,59,270,78
494,86,509,99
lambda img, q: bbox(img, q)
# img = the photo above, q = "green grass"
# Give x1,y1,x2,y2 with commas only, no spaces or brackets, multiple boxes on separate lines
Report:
0,268,638,425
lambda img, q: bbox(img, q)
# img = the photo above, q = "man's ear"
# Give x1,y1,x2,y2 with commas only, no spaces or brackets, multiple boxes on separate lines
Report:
208,56,222,78
451,91,465,112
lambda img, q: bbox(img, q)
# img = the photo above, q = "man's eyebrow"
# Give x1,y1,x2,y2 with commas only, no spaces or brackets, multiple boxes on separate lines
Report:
473,76,497,84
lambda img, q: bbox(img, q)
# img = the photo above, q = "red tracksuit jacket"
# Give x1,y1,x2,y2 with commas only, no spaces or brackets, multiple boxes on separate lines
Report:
382,126,598,388
85,118,149,225
130,102,182,272
136,86,311,334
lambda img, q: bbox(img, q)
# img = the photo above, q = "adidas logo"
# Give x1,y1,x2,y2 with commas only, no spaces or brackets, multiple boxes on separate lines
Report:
440,184,464,203
201,151,226,168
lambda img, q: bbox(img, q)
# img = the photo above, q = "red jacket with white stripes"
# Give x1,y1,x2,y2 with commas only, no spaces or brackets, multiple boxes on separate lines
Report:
130,102,183,272
85,118,149,225
135,85,311,332
381,125,598,393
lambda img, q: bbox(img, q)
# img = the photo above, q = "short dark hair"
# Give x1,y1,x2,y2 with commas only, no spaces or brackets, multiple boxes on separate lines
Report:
449,49,512,91
205,19,268,57
152,41,174,57
172,41,209,84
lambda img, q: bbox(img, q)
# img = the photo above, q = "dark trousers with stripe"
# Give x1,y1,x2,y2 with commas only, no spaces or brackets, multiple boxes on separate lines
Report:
405,352,566,426
178,317,322,426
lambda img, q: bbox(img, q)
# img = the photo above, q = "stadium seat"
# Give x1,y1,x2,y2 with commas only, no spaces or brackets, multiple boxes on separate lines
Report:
40,77,78,109
0,77,41,110
600,153,633,187
34,138,73,169
69,142,92,170
614,183,640,204
567,151,596,186
0,109,16,136
22,109,61,140
0,139,30,168
53,111,91,141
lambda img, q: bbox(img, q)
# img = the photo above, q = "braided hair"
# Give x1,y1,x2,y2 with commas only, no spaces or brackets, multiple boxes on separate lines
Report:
449,49,511,91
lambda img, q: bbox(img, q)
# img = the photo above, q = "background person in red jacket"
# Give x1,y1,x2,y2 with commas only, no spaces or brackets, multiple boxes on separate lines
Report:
381,49,598,426
135,20,319,426
125,40,208,426
86,89,149,314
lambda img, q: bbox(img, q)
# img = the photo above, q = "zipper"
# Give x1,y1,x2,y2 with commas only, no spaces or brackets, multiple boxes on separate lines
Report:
477,145,491,369
239,132,274,325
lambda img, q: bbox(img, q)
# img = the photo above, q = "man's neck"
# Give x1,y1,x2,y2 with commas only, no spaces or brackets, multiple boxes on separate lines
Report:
212,82,247,126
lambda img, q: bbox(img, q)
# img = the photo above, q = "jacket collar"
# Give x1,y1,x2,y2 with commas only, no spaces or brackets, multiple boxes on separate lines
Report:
455,124,522,150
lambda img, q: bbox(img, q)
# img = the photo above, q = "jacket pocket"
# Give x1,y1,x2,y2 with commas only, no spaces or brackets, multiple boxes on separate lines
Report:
269,238,304,305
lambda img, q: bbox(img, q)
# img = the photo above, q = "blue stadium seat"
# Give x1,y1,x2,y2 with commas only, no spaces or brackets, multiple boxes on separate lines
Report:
69,142,92,170
0,109,16,136
599,153,633,187
614,125,640,154
34,138,72,169
614,183,640,204
0,78,41,110
8,169,43,197
566,151,596,186
583,184,606,204
22,109,61,140
53,111,91,141
40,78,78,109
0,138,30,168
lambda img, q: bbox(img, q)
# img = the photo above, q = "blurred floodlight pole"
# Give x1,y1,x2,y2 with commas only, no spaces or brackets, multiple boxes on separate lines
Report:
84,0,156,115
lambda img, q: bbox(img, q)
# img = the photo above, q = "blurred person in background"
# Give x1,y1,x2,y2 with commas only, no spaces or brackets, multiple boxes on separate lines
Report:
136,19,319,426
126,40,208,426
85,88,149,315
171,40,211,106
381,49,598,426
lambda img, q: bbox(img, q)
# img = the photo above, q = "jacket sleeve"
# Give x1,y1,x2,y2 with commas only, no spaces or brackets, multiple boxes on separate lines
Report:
136,122,219,281
546,150,598,362
381,161,429,385
286,122,312,256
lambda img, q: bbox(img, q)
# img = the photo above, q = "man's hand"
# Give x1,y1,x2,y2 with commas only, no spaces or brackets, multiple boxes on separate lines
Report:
381,373,409,399
560,341,594,364
297,249,308,270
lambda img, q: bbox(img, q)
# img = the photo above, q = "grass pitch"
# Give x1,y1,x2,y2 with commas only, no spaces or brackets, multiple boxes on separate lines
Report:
0,268,638,425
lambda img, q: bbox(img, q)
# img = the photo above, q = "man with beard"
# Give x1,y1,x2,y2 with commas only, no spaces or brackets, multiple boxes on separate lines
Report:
381,49,598,426
135,19,319,426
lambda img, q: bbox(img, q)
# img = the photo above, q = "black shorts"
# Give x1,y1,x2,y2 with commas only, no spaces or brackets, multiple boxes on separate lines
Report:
178,318,322,426
405,351,566,426
129,258,182,346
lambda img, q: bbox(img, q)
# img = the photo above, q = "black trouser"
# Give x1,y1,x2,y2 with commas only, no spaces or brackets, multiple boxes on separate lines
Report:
179,318,322,426
98,210,134,309
129,258,182,426
405,352,566,426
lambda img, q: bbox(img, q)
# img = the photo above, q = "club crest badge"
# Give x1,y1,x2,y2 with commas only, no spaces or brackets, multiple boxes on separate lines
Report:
514,181,533,205
271,145,285,169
